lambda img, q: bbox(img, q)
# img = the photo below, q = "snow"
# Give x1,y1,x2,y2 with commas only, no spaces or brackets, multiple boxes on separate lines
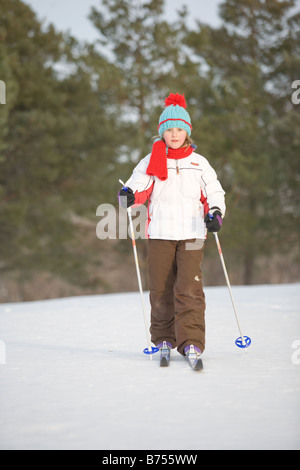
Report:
0,283,299,450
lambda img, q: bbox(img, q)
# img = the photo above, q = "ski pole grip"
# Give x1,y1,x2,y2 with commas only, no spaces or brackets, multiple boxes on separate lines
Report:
119,179,128,191
119,179,132,214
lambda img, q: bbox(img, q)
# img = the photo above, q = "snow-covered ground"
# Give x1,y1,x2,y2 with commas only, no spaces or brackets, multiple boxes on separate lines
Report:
0,283,299,450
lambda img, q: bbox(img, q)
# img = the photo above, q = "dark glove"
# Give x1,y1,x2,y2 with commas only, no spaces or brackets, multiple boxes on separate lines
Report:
118,187,135,208
205,208,223,232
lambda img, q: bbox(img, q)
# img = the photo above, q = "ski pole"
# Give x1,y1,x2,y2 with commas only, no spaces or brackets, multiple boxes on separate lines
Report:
119,180,158,359
212,231,251,349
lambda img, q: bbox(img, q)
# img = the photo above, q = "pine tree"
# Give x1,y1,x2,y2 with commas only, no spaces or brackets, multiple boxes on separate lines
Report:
0,0,124,295
89,0,198,158
185,0,300,284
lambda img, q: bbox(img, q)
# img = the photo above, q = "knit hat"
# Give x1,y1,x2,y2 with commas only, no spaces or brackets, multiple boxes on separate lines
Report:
158,93,192,136
146,93,194,181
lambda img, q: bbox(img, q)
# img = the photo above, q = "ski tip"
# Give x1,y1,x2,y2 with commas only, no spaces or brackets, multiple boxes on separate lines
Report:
185,356,203,371
193,359,204,371
160,356,170,367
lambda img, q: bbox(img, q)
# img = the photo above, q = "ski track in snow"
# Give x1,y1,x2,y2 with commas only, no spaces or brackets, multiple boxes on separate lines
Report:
0,284,299,450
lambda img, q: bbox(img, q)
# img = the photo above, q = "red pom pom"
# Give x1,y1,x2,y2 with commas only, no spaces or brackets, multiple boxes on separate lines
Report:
164,93,187,108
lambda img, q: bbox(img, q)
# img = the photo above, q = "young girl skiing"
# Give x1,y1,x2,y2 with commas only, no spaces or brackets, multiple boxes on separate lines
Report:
119,93,225,369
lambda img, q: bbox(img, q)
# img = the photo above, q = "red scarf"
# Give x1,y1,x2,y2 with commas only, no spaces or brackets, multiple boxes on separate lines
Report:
146,141,194,181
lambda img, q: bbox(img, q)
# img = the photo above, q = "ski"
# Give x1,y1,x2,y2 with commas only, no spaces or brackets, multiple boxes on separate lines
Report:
159,341,171,367
186,356,203,371
185,345,203,371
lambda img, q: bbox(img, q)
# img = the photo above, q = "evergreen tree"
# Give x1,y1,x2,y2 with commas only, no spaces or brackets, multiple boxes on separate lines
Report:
89,0,199,159
185,0,300,284
0,0,124,293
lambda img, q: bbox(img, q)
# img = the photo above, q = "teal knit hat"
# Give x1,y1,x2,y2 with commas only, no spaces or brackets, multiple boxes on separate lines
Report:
158,93,192,137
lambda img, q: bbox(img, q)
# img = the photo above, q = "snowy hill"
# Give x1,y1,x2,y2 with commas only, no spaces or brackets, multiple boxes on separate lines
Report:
0,283,299,450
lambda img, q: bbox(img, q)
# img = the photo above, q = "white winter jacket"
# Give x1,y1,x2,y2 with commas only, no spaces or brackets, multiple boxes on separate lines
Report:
126,151,226,240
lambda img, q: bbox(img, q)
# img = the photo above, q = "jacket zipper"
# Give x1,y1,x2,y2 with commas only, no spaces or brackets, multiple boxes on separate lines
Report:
176,160,179,175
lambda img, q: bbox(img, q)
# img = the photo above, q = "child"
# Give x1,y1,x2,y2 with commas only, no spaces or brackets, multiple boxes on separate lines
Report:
119,93,225,368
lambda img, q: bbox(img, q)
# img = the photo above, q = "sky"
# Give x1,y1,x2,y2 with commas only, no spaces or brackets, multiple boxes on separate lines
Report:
23,0,223,42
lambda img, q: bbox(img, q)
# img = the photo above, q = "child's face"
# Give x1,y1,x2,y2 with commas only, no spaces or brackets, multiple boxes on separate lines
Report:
163,127,187,149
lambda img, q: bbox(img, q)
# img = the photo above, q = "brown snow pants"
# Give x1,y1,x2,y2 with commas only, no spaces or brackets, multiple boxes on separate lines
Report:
148,239,206,355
